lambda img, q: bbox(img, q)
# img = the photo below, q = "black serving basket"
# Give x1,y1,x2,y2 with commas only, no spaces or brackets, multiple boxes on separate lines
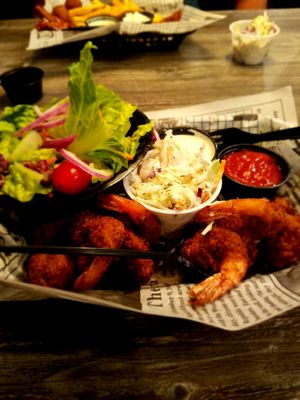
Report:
59,30,195,53
0,109,153,239
94,31,194,51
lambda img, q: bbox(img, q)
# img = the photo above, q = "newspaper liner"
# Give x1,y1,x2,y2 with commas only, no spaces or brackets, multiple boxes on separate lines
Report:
26,2,225,50
0,86,300,331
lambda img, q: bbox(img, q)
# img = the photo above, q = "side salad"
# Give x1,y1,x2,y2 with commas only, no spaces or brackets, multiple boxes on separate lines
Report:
0,41,153,202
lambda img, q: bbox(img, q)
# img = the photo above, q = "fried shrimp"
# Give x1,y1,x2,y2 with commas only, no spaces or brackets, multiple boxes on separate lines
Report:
98,194,161,243
182,227,251,306
195,197,300,267
69,201,158,291
71,213,126,291
123,229,155,284
183,197,300,306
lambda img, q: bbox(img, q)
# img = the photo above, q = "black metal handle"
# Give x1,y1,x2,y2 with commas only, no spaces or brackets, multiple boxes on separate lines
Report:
248,126,300,143
0,245,172,259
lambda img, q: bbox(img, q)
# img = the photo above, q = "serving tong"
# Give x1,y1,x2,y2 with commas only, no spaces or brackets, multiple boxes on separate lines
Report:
0,244,208,278
0,245,174,260
208,125,300,151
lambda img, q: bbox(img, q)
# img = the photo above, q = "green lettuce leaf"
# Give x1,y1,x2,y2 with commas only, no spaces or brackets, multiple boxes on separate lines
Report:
64,41,152,172
0,121,16,135
0,104,39,131
0,131,19,160
9,131,56,163
2,163,51,202
87,120,153,172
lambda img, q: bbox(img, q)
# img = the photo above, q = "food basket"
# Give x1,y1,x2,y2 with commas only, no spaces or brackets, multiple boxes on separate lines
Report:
27,4,225,51
92,30,195,51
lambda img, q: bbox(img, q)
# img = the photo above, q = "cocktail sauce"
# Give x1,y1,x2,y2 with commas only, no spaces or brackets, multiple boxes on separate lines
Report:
223,149,283,187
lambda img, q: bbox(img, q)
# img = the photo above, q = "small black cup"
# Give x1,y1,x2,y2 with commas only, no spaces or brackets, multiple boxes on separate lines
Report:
0,66,44,105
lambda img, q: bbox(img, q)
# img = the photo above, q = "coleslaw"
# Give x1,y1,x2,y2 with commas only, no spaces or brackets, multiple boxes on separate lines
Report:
127,130,224,211
242,13,277,36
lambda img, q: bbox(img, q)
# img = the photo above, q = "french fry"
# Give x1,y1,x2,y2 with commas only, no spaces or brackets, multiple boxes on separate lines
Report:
69,2,107,17
69,0,141,20
71,17,87,26
71,7,115,23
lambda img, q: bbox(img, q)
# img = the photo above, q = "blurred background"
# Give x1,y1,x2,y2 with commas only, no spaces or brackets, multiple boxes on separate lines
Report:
0,0,298,19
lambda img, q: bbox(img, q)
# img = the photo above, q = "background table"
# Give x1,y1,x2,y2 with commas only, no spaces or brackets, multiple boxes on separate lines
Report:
1,9,300,400
1,9,300,113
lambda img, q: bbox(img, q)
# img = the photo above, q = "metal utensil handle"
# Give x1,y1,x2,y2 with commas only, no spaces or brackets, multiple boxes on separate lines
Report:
0,245,171,259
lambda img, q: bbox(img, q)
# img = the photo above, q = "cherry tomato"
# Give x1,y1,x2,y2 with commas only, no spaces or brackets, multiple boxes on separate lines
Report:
52,161,92,194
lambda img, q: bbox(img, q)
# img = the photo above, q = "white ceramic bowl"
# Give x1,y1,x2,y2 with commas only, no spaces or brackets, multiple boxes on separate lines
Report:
123,173,222,237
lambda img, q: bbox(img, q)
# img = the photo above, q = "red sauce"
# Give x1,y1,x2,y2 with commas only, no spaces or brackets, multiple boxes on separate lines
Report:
223,149,283,187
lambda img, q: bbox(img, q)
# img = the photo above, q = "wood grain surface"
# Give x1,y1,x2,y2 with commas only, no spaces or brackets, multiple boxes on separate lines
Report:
1,9,300,113
1,9,300,400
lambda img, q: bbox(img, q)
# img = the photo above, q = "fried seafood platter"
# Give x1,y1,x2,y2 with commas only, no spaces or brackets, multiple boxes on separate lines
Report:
22,191,300,307
26,193,162,291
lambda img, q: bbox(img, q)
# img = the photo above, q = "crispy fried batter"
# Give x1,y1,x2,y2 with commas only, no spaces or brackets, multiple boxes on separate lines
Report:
183,197,300,306
123,229,155,284
69,199,158,290
71,213,126,291
182,227,251,306
27,254,74,289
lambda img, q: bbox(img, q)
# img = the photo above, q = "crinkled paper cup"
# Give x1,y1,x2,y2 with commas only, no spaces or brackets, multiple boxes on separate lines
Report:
123,174,222,237
229,20,280,65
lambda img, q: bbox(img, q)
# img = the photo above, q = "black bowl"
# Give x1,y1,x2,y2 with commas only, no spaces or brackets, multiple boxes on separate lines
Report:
218,144,290,199
0,66,44,105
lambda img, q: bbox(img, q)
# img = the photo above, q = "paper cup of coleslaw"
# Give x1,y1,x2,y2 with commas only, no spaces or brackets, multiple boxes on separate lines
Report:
124,175,222,236
229,15,280,65
123,128,222,237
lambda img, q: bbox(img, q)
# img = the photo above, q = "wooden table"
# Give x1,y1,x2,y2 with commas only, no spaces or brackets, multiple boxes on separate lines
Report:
1,9,300,400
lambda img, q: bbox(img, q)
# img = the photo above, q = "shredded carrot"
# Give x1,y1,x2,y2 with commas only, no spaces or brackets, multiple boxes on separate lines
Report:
39,129,50,139
47,157,57,165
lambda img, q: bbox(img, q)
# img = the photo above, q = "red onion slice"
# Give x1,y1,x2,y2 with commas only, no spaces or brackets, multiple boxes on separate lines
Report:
60,148,114,180
43,134,78,150
15,98,69,138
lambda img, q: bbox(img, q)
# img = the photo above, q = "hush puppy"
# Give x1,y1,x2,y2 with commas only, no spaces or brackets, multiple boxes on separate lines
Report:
27,254,74,289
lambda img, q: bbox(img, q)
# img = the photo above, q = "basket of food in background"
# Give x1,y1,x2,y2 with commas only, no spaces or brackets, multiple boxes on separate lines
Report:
27,0,225,51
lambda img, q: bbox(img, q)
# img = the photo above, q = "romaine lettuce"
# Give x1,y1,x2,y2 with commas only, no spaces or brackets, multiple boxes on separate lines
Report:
0,104,39,130
2,163,51,202
64,41,153,172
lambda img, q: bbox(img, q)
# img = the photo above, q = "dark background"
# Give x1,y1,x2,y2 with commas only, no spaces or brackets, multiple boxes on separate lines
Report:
1,1,37,19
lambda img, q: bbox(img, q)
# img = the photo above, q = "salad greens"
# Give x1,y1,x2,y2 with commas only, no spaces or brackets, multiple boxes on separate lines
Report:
3,163,51,203
0,104,39,131
64,42,152,169
0,121,56,202
0,41,152,202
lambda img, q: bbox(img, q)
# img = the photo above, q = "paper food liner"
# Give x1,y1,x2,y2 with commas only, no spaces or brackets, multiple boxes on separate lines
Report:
0,108,300,331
